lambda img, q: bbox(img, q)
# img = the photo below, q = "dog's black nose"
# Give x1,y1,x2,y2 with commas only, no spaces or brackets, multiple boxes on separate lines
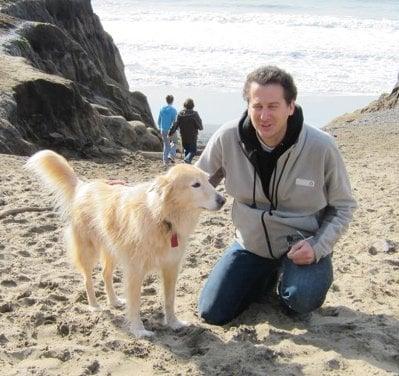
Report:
216,194,226,208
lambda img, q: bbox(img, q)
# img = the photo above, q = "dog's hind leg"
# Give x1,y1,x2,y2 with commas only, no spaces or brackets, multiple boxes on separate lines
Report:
125,268,154,337
66,226,100,310
162,263,188,330
100,250,125,308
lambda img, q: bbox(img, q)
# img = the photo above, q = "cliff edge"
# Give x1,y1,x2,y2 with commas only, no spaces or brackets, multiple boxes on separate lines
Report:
0,0,161,157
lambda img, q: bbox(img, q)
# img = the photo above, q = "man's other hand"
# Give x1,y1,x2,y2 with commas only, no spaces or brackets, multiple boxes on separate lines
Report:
287,240,316,265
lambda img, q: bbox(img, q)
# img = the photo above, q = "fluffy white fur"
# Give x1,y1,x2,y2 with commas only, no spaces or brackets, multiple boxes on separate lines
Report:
26,150,225,337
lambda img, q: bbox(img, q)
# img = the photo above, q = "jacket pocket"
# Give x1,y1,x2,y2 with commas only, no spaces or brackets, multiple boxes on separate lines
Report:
262,212,320,257
232,200,271,257
232,200,320,259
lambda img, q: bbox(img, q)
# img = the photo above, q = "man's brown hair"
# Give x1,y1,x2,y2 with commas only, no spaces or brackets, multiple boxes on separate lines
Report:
243,65,297,104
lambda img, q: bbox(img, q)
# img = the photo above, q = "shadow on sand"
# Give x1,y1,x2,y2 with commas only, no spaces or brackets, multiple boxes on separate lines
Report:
136,301,399,375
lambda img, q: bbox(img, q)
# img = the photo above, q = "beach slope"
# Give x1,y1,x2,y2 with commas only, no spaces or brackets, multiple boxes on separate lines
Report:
0,107,398,375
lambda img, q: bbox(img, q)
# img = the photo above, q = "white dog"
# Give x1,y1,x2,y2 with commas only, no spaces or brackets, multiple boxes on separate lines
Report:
26,150,225,337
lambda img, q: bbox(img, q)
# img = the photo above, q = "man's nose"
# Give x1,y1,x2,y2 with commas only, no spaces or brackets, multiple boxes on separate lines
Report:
260,109,271,120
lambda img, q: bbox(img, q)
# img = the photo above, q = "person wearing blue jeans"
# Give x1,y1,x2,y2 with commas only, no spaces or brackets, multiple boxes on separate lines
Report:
161,131,176,164
196,66,356,325
198,242,333,325
169,98,203,164
158,95,177,165
182,142,197,164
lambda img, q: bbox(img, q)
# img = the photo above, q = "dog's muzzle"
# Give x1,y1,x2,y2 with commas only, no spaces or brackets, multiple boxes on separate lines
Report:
215,194,226,209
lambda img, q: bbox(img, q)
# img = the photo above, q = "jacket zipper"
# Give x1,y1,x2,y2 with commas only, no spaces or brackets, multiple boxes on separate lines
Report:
261,211,275,258
239,140,292,259
271,151,291,211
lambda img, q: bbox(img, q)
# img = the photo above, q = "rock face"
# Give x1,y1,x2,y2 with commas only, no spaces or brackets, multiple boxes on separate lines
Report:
360,82,399,114
0,0,161,157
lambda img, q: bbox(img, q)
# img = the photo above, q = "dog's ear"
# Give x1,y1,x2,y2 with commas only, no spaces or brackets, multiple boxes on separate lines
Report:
153,175,173,200
147,175,173,218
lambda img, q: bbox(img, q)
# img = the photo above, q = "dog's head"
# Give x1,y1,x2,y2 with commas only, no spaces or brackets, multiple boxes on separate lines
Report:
149,164,225,215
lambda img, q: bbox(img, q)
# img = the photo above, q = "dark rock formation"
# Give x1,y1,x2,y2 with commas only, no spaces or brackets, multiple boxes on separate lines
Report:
0,0,161,157
360,92,399,114
360,74,399,113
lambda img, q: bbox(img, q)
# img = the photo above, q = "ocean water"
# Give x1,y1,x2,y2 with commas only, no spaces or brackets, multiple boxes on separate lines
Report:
91,0,399,132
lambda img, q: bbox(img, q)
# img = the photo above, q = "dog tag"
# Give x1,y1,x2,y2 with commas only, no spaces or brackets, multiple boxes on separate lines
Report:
171,233,178,248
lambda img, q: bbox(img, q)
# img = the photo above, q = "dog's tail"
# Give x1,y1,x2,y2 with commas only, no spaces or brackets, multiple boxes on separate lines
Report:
25,150,80,217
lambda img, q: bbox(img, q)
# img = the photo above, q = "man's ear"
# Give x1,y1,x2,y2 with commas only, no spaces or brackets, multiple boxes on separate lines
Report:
288,100,295,116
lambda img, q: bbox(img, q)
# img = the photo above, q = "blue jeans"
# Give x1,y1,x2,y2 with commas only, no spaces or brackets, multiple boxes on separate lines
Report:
183,142,197,164
161,131,176,163
198,242,333,325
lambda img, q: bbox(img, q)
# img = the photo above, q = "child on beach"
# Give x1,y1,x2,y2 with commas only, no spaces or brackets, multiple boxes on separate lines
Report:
157,95,177,166
169,98,203,164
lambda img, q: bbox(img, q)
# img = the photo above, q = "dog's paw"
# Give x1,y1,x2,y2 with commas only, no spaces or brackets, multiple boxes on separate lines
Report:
88,304,102,312
167,319,189,330
129,326,155,338
109,297,126,308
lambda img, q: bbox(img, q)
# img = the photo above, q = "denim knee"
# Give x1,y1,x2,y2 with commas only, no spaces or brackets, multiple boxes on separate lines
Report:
198,304,233,326
279,285,327,314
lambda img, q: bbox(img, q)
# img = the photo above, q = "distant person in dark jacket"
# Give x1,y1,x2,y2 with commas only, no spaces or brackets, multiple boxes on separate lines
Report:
169,98,203,164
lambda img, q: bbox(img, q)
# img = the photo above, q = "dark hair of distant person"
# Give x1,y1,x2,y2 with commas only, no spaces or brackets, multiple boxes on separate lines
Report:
166,95,174,104
183,98,194,110
243,65,297,104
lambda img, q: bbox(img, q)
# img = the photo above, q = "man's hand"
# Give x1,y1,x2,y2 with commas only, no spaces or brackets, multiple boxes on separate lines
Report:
287,240,316,265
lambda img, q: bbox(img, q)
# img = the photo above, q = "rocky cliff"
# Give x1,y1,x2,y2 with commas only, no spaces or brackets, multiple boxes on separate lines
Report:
360,87,399,113
0,0,161,157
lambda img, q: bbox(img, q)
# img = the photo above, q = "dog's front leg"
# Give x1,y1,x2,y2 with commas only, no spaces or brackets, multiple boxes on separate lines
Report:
126,270,154,338
162,263,188,330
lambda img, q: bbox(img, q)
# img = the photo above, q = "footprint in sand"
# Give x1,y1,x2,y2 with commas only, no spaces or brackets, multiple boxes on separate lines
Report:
33,312,57,326
0,302,14,313
24,224,58,235
18,275,31,282
1,279,17,287
213,235,226,249
185,254,198,268
41,349,72,362
38,280,59,290
49,293,68,302
2,218,28,224
201,234,213,245
18,250,31,257
0,334,9,344
20,297,36,307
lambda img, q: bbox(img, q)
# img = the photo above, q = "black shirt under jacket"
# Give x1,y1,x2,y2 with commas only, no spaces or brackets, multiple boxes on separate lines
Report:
238,105,304,206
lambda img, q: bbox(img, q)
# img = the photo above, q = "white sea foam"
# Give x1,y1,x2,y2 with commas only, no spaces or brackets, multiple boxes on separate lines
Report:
91,0,398,128
92,0,399,97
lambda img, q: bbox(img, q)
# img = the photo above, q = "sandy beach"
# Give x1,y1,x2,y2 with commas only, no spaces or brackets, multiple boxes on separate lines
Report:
0,107,398,375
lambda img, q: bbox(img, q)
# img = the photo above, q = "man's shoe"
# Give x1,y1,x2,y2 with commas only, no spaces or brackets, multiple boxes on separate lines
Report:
167,156,175,164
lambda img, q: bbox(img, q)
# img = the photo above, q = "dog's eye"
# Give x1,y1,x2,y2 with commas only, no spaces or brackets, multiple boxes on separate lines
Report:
192,182,201,188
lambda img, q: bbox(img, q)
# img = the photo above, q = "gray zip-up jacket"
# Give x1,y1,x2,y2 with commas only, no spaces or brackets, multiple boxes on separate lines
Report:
196,119,357,262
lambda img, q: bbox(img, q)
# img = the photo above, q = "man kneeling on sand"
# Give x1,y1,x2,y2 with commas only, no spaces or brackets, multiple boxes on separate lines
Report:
196,65,357,324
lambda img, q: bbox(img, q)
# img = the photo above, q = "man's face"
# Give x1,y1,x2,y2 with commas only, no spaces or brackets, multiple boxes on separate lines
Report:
247,82,295,147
